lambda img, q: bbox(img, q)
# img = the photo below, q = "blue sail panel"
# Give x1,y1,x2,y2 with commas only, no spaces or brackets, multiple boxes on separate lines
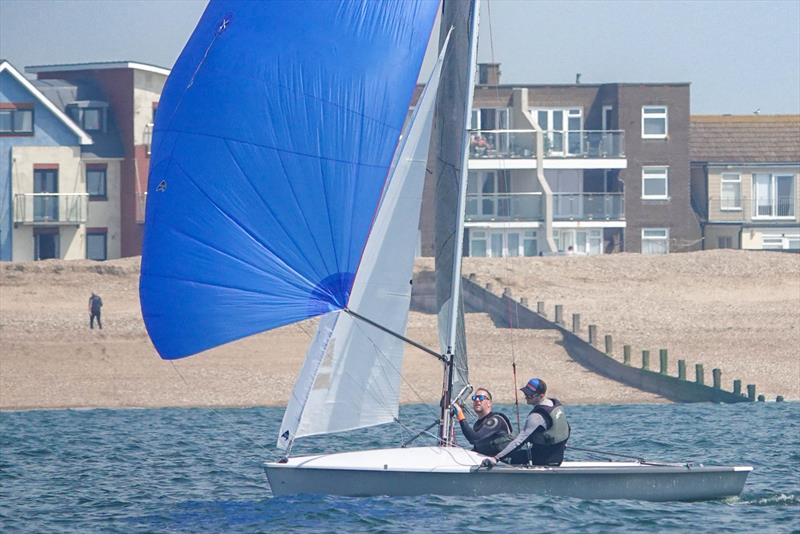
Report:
140,0,439,359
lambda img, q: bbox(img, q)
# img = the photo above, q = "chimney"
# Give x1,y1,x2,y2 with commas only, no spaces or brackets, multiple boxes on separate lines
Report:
478,63,501,85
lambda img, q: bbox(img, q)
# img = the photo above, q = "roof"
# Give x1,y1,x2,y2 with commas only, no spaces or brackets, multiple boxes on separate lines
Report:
26,61,170,77
31,78,124,158
690,115,800,163
0,60,92,144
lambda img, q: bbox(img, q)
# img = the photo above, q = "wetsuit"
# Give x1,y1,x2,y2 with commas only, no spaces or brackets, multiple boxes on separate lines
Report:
495,397,570,466
459,412,513,456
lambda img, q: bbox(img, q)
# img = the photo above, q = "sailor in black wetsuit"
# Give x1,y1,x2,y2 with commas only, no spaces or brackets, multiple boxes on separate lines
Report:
482,378,570,467
452,387,513,456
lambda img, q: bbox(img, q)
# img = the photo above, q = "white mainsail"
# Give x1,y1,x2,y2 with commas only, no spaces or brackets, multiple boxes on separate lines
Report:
277,37,450,448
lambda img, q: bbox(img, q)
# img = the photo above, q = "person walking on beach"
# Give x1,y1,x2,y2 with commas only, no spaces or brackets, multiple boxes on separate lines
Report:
89,292,103,330
481,378,570,467
452,387,513,456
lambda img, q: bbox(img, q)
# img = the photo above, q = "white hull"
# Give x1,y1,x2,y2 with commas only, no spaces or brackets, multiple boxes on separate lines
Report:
265,447,751,501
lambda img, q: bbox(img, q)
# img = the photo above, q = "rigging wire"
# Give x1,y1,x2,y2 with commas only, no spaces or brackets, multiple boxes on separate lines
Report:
168,360,270,453
484,0,522,429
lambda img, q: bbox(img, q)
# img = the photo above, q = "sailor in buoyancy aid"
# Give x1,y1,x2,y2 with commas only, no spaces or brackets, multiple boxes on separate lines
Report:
481,378,570,467
452,387,513,456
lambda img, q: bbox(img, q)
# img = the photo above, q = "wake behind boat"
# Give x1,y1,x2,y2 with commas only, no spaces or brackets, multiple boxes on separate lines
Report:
140,0,751,502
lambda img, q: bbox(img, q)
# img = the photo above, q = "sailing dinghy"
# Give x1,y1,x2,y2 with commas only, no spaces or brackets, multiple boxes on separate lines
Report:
140,0,751,501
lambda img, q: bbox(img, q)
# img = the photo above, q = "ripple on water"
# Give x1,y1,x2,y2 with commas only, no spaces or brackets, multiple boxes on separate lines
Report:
0,403,798,533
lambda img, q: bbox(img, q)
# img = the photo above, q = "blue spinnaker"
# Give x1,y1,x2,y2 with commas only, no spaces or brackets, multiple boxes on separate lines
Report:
140,0,438,359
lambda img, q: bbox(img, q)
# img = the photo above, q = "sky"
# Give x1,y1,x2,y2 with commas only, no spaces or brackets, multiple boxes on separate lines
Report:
1,0,799,114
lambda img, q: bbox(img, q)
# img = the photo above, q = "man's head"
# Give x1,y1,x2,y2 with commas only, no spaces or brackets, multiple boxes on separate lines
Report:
471,387,493,416
520,378,547,405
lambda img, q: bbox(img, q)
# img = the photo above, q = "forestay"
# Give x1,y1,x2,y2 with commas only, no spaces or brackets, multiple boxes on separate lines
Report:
278,37,451,447
139,0,439,359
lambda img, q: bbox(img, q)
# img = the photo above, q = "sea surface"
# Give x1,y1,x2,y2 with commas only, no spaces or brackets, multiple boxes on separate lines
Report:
1,402,798,533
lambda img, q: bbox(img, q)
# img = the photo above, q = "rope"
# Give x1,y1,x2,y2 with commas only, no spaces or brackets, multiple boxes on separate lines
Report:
168,361,270,453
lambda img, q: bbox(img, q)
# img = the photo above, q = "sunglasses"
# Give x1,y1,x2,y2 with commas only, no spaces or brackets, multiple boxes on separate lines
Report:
471,394,490,401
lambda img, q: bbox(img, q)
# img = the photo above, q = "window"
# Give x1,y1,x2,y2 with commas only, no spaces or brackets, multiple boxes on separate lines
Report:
642,228,669,254
33,168,58,222
86,165,107,200
761,233,800,250
34,228,59,260
720,173,741,210
0,105,34,134
470,231,488,257
642,106,667,139
753,173,795,218
642,166,669,199
532,108,583,155
86,230,107,261
717,236,734,249
523,230,538,257
69,105,106,132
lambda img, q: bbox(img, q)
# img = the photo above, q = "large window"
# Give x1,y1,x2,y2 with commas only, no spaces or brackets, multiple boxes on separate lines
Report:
642,106,668,139
532,108,583,155
33,167,58,222
0,105,34,134
86,165,107,200
720,173,741,210
642,166,669,199
468,229,538,257
642,228,669,254
86,229,107,261
554,229,603,255
752,173,795,218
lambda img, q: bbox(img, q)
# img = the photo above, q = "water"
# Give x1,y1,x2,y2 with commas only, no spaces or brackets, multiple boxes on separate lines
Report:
1,403,797,533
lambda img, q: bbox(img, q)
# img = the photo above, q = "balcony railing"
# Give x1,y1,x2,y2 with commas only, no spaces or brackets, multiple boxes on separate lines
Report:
136,192,147,223
13,193,88,225
707,196,796,220
469,129,625,159
465,192,624,222
553,193,625,220
466,192,543,221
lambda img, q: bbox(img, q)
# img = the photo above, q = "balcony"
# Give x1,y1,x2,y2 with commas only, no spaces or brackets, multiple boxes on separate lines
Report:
553,193,625,221
465,192,624,222
707,196,796,221
13,193,88,225
469,129,625,159
466,192,543,221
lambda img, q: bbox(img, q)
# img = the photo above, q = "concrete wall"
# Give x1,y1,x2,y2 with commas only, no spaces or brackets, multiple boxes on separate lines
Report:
84,159,123,259
10,145,83,260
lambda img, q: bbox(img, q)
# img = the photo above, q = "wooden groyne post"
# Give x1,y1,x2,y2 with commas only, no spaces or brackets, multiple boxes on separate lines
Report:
537,301,545,316
678,359,686,380
604,334,613,356
641,350,650,370
712,368,722,389
696,364,705,385
747,384,756,401
588,325,598,345
555,305,563,326
659,349,668,375
623,345,631,365
572,313,581,333
733,379,742,396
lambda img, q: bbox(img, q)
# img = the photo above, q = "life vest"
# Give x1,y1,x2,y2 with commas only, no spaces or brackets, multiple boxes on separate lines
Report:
526,398,570,446
472,412,513,456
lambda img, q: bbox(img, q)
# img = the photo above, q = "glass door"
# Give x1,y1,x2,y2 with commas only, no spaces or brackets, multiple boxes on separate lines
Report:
34,169,59,222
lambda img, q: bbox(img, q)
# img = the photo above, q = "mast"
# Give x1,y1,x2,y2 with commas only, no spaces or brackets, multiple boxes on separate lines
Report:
434,0,481,445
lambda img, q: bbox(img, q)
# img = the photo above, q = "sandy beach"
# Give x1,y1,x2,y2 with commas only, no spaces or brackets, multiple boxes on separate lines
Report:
1,250,798,409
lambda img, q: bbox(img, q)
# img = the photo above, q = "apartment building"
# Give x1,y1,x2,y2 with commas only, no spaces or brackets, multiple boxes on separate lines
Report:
690,115,800,251
420,64,700,256
0,60,166,262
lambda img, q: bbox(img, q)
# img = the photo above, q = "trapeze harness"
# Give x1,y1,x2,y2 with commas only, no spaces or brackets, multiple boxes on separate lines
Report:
496,398,571,466
459,412,514,456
